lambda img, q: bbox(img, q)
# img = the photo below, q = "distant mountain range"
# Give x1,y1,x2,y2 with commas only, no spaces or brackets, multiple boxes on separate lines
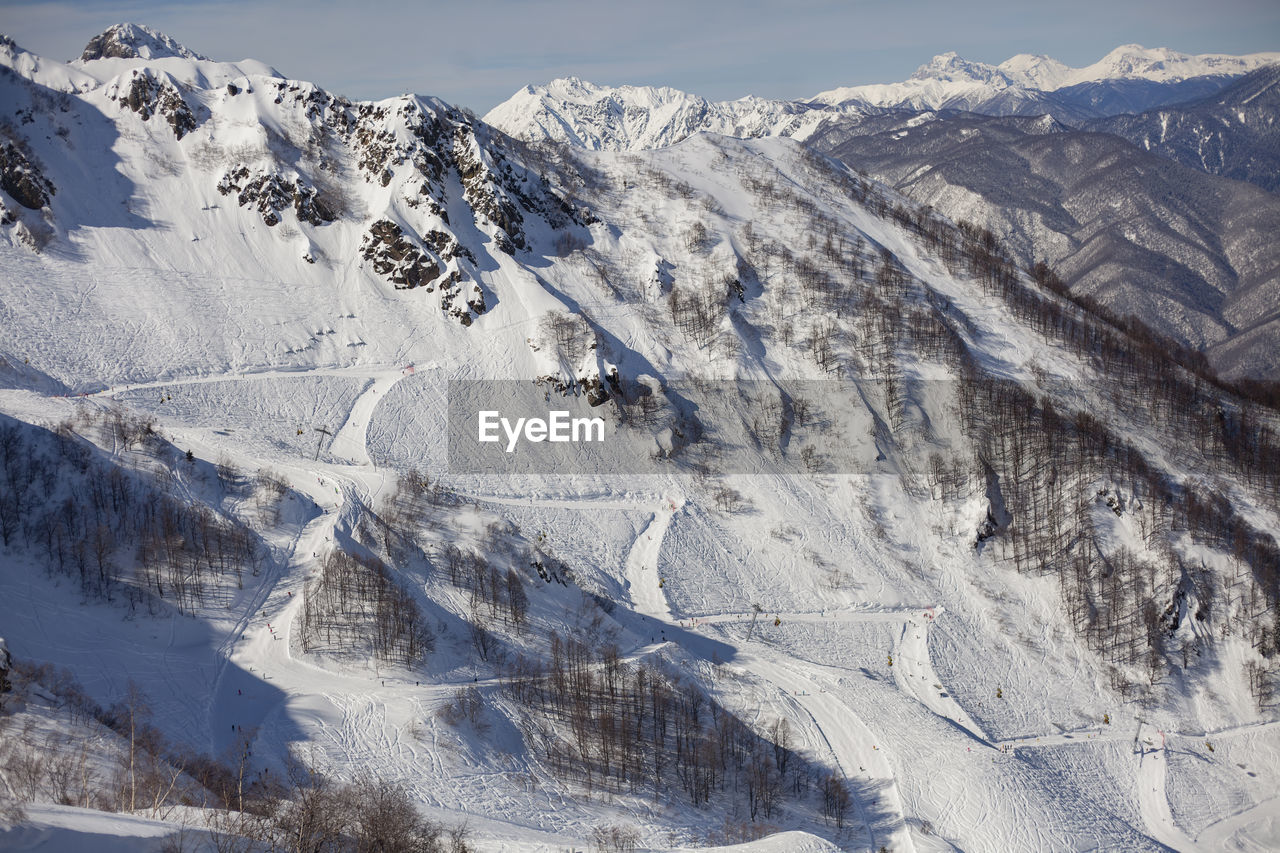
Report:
806,111,1280,377
808,44,1280,118
1088,64,1280,192
487,44,1280,149
486,45,1280,378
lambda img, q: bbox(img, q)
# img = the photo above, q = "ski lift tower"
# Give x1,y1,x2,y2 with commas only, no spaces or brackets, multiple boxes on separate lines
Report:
745,602,764,642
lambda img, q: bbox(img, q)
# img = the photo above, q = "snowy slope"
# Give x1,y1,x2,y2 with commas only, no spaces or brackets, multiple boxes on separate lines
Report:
1,26,1279,853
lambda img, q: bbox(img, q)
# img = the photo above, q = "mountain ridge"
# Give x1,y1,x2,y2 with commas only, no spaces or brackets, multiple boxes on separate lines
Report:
1,27,1279,853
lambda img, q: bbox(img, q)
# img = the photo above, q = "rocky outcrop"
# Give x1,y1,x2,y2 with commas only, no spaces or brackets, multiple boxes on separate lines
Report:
360,219,486,325
439,271,486,326
360,220,442,290
217,166,336,226
0,140,54,210
113,70,198,138
339,97,584,255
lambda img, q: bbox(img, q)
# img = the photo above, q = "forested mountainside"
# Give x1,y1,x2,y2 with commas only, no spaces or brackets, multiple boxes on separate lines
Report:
487,49,1280,382
1,24,1278,853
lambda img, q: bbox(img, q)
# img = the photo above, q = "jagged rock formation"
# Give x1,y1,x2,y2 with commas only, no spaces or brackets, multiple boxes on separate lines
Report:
109,69,198,138
0,140,54,210
217,166,335,226
0,26,589,327
360,219,443,289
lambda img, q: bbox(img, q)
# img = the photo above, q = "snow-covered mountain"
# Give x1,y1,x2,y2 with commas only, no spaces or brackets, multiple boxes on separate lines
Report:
487,44,1280,151
1089,64,1280,192
810,43,1280,112
485,45,1280,380
78,21,209,62
483,76,849,151
805,110,1280,379
2,25,1280,853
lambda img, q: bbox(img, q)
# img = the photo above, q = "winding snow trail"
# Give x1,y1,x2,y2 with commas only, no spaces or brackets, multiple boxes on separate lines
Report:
597,494,918,853
622,503,682,620
744,652,917,853
88,357,1156,853
328,370,403,466
1134,724,1199,853
203,371,411,756
893,609,989,743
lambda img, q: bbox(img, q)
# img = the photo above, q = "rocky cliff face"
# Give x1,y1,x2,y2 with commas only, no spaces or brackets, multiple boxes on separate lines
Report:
0,26,586,328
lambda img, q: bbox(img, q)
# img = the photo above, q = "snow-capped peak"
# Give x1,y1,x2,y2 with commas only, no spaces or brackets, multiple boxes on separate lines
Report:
996,53,1072,89
909,51,1010,86
78,23,208,63
1068,43,1280,86
485,77,836,151
811,44,1280,110
50,25,283,91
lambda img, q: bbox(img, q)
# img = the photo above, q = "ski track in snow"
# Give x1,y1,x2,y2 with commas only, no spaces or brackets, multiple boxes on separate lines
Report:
90,357,1106,850
1134,723,1199,853
127,357,947,850
25,327,1266,852
623,503,680,620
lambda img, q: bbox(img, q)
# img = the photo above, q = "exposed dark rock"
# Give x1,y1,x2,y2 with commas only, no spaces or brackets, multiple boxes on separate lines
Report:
339,97,584,256
423,229,475,264
536,373,612,407
0,140,54,210
114,71,198,138
217,166,336,227
360,219,442,290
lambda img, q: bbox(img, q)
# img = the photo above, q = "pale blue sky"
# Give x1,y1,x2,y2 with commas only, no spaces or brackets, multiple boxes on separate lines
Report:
2,0,1277,111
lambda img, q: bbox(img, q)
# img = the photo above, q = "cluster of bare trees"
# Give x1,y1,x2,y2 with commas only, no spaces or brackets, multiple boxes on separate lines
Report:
670,278,732,352
502,633,824,822
734,148,1279,701
374,470,461,561
0,663,229,819
634,144,1280,703
1,660,467,851
204,761,469,853
439,544,530,637
945,373,1280,699
539,311,596,366
1,412,267,614
796,171,1280,701
299,550,433,667
909,215,1280,509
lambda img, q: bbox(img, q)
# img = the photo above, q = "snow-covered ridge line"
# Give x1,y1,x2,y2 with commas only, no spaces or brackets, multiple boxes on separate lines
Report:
811,43,1280,106
486,44,1280,151
483,76,850,152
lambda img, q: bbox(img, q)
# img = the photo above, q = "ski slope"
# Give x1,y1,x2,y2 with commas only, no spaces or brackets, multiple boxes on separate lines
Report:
1,26,1278,850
